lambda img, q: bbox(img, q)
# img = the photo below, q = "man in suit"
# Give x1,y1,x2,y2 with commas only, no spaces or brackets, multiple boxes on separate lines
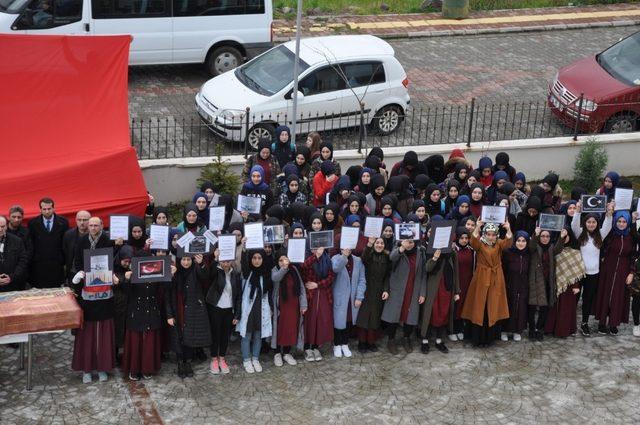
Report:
0,216,29,292
28,197,69,288
7,205,32,265
63,210,91,283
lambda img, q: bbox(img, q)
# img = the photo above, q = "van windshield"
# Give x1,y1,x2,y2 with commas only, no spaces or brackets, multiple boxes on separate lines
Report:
597,32,640,86
235,44,310,96
0,0,30,13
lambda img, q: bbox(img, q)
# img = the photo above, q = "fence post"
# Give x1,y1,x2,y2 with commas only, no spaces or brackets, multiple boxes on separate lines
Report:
358,101,365,154
466,97,476,148
573,94,584,141
244,107,251,159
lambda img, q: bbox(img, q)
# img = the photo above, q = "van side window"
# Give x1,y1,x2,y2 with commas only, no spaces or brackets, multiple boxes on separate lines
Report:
299,66,346,96
15,0,82,29
341,62,386,89
92,0,169,18
173,0,265,16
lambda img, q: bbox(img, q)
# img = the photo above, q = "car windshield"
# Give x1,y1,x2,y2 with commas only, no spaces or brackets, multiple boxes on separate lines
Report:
0,0,30,13
597,32,640,86
235,45,310,96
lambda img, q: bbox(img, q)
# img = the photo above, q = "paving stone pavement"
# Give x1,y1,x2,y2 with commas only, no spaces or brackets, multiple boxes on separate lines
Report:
2,324,640,424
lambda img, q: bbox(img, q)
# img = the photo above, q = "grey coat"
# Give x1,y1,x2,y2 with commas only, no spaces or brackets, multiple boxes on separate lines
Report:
270,266,308,350
381,246,427,326
528,236,564,307
419,252,460,337
331,254,367,330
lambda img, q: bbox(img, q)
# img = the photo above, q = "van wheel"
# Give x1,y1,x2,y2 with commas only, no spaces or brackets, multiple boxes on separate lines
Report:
372,105,403,135
247,124,275,150
206,46,243,77
603,113,638,133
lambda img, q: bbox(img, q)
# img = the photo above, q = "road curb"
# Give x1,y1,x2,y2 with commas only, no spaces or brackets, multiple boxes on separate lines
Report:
273,19,640,43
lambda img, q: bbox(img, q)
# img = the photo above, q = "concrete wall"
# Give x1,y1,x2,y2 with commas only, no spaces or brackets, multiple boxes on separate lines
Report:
139,132,640,205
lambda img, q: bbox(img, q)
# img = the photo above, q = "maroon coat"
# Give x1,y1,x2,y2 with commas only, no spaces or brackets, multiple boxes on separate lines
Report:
593,234,635,327
545,283,579,337
502,249,530,333
454,245,475,320
301,252,335,346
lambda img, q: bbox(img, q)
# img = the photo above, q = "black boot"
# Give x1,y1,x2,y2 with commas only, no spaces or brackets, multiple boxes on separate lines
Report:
185,361,194,377
367,343,379,352
357,342,368,353
420,342,430,354
177,361,186,379
402,337,413,353
387,338,399,355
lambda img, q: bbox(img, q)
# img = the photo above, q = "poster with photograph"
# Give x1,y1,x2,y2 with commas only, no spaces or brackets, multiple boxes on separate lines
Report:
177,233,212,257
481,206,507,224
538,214,565,232
83,247,114,287
131,256,172,283
426,221,456,253
395,223,420,241
309,230,334,250
237,195,262,214
263,225,285,245
581,195,607,213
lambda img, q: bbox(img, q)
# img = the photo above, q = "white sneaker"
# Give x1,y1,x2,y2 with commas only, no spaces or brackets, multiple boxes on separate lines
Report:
448,334,458,342
500,332,508,342
457,333,464,341
313,348,323,361
634,325,640,337
283,354,297,366
333,345,343,358
274,353,283,367
243,360,254,374
252,358,262,373
82,373,92,384
98,372,108,382
304,349,315,362
513,333,522,341
341,344,352,358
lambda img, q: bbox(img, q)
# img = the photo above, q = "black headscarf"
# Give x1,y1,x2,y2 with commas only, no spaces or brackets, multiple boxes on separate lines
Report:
423,154,446,184
323,202,340,230
345,165,363,189
217,194,235,228
386,175,412,201
181,203,201,232
247,250,270,299
368,147,385,163
152,206,169,225
128,215,146,249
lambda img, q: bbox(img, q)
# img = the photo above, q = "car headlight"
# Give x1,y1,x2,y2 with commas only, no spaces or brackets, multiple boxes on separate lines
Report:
219,109,246,121
579,99,598,112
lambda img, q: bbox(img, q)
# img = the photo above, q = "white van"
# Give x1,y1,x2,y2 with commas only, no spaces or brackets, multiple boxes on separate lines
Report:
196,35,411,148
0,0,273,75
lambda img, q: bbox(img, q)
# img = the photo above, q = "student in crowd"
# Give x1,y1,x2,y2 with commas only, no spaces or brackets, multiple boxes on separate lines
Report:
452,227,475,341
311,141,341,180
242,138,281,186
501,230,530,342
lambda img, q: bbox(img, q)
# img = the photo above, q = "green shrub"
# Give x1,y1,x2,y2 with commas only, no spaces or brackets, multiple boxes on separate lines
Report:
572,138,608,193
197,145,242,198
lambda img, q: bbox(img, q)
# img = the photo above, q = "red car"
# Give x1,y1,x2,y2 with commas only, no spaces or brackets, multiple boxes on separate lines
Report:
548,31,640,133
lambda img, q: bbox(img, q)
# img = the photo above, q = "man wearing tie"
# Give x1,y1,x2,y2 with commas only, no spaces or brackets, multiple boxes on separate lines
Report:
28,197,69,288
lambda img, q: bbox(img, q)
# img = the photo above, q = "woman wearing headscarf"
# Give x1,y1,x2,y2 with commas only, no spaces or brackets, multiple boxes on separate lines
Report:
381,219,396,252
379,195,403,224
340,194,367,223
386,175,414,218
411,200,429,238
322,202,343,232
413,174,432,201
485,171,509,206
175,204,206,234
451,162,470,187
424,183,445,218
593,210,637,335
492,152,516,182
354,167,374,196
363,154,388,185
468,183,486,218
596,171,620,201
444,179,461,214
310,141,341,181
451,227,475,341
294,145,313,197
461,219,512,347
240,164,274,219
192,192,210,227
423,154,446,184
515,196,541,236
272,125,295,169
365,173,387,216
444,148,470,177
501,231,530,342
278,175,307,210
312,160,338,208
540,172,563,213
112,245,133,363
199,180,219,205
152,206,170,226
390,150,424,182
446,195,471,224
329,175,353,209
242,137,281,186
217,194,243,230
165,254,210,378
334,215,368,257
237,249,273,373
127,216,150,257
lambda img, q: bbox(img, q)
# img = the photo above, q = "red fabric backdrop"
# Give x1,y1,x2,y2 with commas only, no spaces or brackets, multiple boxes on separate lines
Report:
0,34,148,225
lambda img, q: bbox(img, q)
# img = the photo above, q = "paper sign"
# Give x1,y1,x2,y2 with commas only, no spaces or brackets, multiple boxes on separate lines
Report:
581,195,606,213
203,229,219,246
208,206,226,231
340,226,359,250
109,215,129,241
263,225,285,245
210,193,220,207
363,217,384,238
433,226,453,249
614,188,633,211
287,238,307,263
481,206,507,224
309,230,334,249
218,235,237,261
149,224,169,250
244,222,265,250
395,223,420,240
538,214,565,232
176,231,195,248
237,195,262,214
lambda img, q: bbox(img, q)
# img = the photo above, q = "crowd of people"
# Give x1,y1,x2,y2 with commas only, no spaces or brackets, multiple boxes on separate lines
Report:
1,126,639,384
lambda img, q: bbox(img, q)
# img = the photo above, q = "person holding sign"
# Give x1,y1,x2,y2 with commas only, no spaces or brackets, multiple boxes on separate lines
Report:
381,239,427,355
596,171,620,202
240,165,274,219
330,247,366,359
461,219,512,348
356,237,391,353
125,216,151,257
192,192,210,228
270,252,308,367
176,204,206,235
502,231,531,342
452,228,475,341
420,247,460,354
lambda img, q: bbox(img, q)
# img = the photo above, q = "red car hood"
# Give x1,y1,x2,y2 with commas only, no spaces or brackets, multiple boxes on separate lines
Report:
557,56,633,102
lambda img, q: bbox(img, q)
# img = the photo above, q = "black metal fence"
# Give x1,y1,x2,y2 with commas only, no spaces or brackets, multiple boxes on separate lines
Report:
132,95,640,160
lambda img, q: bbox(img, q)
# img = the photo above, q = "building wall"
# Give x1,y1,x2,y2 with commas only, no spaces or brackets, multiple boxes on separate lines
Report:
139,133,640,205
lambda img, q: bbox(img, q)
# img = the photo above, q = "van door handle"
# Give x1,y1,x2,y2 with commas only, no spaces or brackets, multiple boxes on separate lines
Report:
84,23,90,32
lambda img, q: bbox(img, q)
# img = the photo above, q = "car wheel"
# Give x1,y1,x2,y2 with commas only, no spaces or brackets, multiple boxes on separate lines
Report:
206,46,243,77
372,105,403,135
247,123,275,150
603,113,638,134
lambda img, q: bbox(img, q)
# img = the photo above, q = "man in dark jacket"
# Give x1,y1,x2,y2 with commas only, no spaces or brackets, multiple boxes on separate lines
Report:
63,210,91,283
0,216,29,292
7,205,32,260
28,197,69,288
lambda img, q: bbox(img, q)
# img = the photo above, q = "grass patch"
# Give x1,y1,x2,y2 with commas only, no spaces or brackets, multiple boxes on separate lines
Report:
273,0,638,17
